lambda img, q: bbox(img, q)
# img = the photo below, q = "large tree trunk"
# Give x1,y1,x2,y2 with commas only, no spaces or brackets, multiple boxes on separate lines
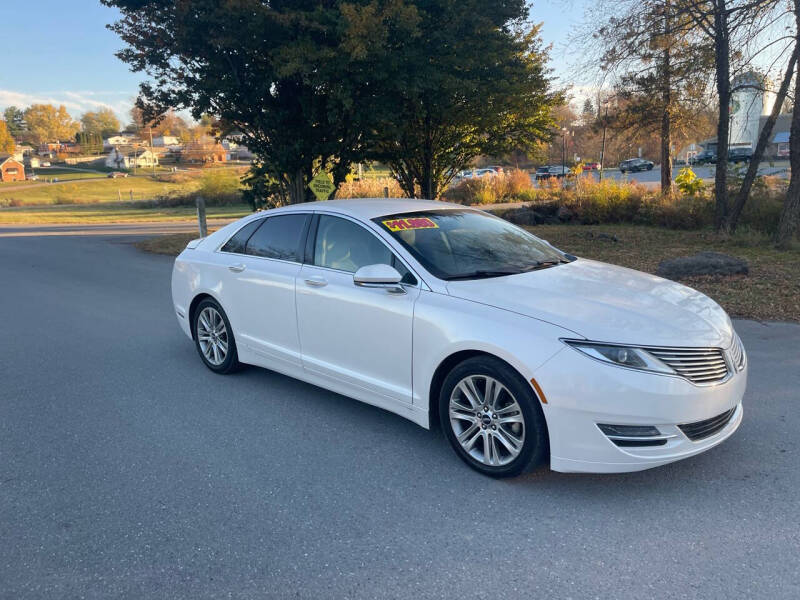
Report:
728,44,799,232
287,168,307,204
776,12,800,249
660,9,673,194
660,105,672,193
713,1,731,230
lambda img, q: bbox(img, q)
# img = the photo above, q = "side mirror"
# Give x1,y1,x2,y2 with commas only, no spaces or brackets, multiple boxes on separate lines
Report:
353,264,405,293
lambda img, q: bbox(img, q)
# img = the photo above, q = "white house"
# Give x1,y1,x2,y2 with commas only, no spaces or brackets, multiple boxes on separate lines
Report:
153,135,180,147
105,147,159,170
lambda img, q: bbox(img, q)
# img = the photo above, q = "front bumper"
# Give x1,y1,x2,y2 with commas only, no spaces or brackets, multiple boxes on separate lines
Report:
533,347,747,473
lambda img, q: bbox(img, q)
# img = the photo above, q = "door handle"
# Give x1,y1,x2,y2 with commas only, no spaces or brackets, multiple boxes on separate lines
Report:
305,276,328,287
228,263,246,273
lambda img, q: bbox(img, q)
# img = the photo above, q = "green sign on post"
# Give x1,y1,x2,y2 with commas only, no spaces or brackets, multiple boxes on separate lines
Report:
308,172,336,201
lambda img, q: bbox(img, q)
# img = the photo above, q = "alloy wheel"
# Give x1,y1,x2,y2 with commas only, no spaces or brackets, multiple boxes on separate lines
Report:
448,375,525,467
197,306,228,366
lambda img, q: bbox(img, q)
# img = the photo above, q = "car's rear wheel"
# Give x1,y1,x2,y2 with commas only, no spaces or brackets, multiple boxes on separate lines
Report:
193,298,240,374
439,356,548,478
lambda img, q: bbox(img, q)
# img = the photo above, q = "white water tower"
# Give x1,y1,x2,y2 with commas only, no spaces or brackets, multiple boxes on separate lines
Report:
730,71,775,148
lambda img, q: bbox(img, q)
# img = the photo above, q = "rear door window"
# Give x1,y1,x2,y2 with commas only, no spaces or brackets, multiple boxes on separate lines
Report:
245,213,310,262
221,219,264,254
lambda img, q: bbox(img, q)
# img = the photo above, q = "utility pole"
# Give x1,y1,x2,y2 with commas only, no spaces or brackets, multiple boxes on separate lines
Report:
149,126,155,175
599,103,608,181
561,127,567,177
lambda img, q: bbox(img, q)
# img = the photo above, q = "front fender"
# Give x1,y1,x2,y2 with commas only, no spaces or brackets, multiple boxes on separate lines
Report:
412,290,574,424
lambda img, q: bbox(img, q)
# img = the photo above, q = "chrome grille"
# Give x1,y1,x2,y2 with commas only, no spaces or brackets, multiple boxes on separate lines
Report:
728,332,745,372
647,347,730,384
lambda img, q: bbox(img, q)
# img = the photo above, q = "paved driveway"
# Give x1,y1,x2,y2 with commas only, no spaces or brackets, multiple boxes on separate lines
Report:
1,229,798,599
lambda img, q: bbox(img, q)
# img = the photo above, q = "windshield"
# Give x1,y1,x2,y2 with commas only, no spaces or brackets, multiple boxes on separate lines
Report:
373,209,570,280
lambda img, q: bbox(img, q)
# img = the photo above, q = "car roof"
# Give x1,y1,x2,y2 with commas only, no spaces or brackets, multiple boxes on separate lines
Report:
263,197,466,220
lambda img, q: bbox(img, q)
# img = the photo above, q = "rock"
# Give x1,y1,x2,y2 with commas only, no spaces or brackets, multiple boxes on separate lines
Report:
656,252,749,279
557,205,573,221
584,231,619,243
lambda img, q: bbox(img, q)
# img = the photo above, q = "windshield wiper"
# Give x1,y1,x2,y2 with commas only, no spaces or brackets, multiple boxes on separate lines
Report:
446,269,525,280
520,259,567,272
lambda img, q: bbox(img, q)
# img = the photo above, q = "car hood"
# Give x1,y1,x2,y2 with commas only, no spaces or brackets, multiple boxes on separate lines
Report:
445,259,733,348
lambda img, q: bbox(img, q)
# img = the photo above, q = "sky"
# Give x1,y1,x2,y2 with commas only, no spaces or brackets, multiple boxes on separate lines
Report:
0,0,587,125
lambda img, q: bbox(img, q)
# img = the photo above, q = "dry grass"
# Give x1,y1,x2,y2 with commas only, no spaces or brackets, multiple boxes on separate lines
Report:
335,177,405,199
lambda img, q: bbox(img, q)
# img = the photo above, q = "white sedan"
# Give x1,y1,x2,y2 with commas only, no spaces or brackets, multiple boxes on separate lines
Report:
171,198,746,478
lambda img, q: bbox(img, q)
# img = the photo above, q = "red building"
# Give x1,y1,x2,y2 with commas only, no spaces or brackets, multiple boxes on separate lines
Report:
0,154,26,182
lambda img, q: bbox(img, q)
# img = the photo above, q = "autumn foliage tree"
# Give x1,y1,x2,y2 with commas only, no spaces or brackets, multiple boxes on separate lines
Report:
0,119,15,154
23,104,80,144
80,108,121,138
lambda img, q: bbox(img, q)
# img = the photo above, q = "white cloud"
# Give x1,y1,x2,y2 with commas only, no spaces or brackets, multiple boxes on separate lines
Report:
0,89,134,123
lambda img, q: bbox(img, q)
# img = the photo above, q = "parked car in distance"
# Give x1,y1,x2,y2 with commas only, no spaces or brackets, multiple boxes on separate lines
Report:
534,166,552,181
473,168,499,177
172,198,746,478
582,162,602,171
547,165,570,178
108,171,129,179
691,150,716,165
41,162,51,167
619,158,654,173
728,147,753,163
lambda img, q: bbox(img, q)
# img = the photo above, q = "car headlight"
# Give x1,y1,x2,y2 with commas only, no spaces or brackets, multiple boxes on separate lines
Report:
564,341,676,375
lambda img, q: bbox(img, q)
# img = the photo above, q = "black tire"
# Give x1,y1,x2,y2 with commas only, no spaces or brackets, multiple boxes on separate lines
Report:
439,356,549,478
192,297,241,374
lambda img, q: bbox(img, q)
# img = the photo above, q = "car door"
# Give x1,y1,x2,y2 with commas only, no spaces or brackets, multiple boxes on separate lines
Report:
219,212,310,371
295,214,420,404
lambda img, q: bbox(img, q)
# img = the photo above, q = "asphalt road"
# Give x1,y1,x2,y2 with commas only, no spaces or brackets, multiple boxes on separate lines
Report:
1,229,799,599
587,161,790,185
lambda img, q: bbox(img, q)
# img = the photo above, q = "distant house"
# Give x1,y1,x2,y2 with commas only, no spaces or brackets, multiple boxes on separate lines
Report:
24,155,41,169
222,139,253,160
152,135,179,147
0,154,26,182
15,144,34,157
181,139,227,165
104,133,142,149
105,147,159,170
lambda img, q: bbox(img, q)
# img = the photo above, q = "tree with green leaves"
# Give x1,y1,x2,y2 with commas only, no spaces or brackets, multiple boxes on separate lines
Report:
0,120,15,154
80,108,121,138
2,107,26,139
103,0,418,204
366,4,560,199
76,131,104,155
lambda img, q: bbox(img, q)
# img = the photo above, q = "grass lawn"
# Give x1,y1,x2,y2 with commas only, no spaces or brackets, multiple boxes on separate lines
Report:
135,223,800,322
0,175,204,206
0,202,251,224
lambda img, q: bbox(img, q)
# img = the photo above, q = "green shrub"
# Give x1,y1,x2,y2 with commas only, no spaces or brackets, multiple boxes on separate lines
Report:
197,169,243,204
675,167,704,196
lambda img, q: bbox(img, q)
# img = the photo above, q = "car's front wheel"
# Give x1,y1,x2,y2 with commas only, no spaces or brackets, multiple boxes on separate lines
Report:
193,298,240,374
439,356,548,478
